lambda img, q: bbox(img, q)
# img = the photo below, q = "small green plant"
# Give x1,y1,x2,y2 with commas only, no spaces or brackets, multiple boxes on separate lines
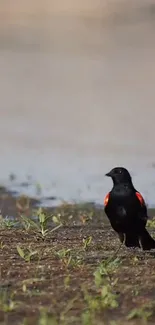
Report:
36,208,50,237
147,217,155,228
0,299,17,312
0,289,18,312
82,236,92,250
0,241,5,249
94,257,121,287
64,275,70,289
38,308,58,325
55,248,82,268
80,256,120,320
127,303,153,321
132,256,139,265
82,284,118,312
17,245,39,262
55,248,71,260
100,284,118,308
60,295,79,322
20,208,62,238
0,215,17,229
81,310,94,325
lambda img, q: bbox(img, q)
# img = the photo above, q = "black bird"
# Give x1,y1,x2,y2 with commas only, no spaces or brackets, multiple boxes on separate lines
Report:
104,167,155,250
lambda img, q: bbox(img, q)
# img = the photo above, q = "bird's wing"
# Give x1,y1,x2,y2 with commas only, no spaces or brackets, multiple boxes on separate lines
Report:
135,191,148,223
135,191,145,206
104,192,110,207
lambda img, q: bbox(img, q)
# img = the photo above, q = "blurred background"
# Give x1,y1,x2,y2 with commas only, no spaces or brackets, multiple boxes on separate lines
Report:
0,0,155,205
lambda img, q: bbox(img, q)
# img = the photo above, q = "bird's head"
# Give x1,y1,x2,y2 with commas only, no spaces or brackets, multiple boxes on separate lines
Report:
105,167,132,185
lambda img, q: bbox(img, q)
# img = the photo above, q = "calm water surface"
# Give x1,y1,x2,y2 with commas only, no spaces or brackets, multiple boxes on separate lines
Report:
0,1,155,206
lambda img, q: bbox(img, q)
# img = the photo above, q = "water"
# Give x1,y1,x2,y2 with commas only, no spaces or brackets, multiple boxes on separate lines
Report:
0,1,155,206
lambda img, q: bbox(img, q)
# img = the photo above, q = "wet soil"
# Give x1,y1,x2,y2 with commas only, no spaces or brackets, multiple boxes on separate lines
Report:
0,188,155,324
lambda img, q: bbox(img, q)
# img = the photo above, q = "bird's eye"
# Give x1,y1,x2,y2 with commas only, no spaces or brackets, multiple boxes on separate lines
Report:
119,170,122,174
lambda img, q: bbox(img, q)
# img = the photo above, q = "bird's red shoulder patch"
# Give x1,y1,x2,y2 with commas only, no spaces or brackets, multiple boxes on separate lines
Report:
104,192,110,207
135,192,145,205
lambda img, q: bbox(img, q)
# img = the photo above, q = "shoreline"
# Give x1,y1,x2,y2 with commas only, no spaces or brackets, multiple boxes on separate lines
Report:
0,184,155,220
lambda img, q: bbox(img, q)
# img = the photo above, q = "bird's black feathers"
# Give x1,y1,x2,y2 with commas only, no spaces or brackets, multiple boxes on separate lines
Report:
104,166,155,250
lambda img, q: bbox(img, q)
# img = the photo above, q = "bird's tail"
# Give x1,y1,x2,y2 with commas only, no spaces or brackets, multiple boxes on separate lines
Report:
139,228,155,250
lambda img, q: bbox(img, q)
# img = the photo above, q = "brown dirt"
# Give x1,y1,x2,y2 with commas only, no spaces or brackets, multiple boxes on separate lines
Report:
0,188,155,324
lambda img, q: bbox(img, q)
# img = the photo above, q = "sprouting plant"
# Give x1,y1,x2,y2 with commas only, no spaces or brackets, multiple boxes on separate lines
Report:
20,208,62,238
147,217,155,228
0,299,17,312
0,215,17,229
82,236,92,251
94,257,121,287
55,248,71,259
100,284,118,309
132,256,139,265
17,245,39,262
60,295,80,322
0,241,5,249
64,275,70,289
55,248,82,268
0,289,18,312
82,284,118,313
81,310,94,325
55,248,72,267
36,208,50,237
19,214,32,231
38,308,58,325
81,256,120,317
127,303,153,321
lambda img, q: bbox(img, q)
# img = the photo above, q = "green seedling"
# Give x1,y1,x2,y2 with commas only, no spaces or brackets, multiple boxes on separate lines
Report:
0,289,18,312
17,245,38,262
94,257,121,287
100,284,118,309
55,248,82,268
0,299,17,312
38,308,58,325
55,248,73,267
82,284,118,312
81,256,120,318
0,215,17,229
132,256,139,265
81,310,94,325
82,236,92,250
64,275,70,289
0,241,5,249
147,217,155,228
20,208,62,238
60,295,79,322
127,303,153,321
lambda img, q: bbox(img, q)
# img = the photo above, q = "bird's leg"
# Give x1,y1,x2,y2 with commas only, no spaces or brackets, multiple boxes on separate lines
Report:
118,232,125,244
112,233,125,258
138,237,143,250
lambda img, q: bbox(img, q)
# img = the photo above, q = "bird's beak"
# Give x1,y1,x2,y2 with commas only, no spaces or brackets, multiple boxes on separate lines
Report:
105,171,111,177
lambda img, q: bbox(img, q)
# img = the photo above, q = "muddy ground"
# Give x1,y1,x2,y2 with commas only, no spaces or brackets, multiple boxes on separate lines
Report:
0,188,155,324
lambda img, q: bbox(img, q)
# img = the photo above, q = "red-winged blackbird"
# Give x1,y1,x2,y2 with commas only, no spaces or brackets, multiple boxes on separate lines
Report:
104,167,155,250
